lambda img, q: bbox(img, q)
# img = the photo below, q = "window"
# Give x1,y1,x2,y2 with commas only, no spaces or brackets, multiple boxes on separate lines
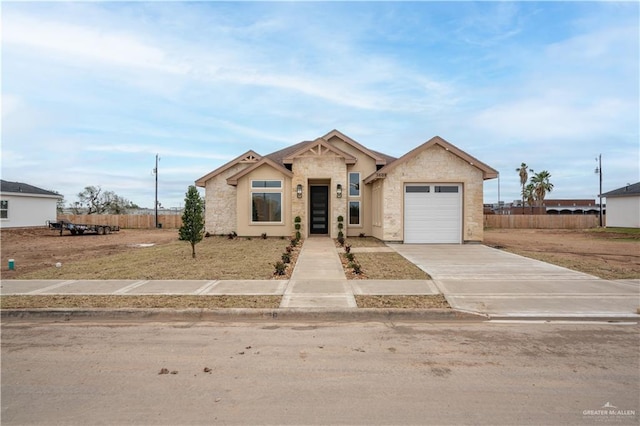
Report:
252,180,282,188
349,201,360,225
252,193,282,222
0,200,7,219
434,186,458,193
349,172,360,197
251,180,282,223
406,186,430,193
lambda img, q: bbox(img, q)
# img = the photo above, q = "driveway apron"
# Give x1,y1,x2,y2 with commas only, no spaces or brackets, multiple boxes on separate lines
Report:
391,244,640,318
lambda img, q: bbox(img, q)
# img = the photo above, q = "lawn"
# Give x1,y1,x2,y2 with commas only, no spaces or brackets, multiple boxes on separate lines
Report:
17,236,295,280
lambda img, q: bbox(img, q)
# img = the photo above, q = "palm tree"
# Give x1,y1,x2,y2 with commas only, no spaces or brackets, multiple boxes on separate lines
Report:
530,170,554,207
524,183,536,214
516,163,533,214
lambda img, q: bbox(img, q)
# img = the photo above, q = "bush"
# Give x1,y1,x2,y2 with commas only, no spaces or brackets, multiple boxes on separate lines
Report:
285,245,293,254
349,261,362,275
273,261,287,276
261,233,267,240
337,215,344,222
337,236,345,246
227,231,237,240
344,244,351,253
359,233,366,238
345,252,355,262
290,238,298,247
338,231,344,239
281,253,291,263
295,231,301,240
204,232,211,238
295,223,301,230
294,216,301,223
337,222,343,230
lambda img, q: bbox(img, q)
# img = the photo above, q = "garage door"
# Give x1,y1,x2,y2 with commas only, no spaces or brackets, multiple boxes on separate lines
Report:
404,184,462,244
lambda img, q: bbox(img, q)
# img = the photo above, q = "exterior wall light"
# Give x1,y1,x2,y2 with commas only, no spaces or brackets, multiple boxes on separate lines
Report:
296,184,303,198
336,184,342,198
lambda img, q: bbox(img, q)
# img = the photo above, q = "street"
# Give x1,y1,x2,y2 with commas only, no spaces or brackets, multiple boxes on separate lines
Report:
2,319,638,425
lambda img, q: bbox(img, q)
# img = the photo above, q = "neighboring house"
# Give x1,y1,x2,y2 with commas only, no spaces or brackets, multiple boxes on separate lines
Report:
0,180,62,229
602,182,640,228
196,130,497,243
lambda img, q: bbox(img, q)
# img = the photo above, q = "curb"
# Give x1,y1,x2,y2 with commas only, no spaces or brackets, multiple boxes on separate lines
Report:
1,308,488,323
488,314,640,323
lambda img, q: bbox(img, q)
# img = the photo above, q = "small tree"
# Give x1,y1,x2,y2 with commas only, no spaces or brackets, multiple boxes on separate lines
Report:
179,185,205,259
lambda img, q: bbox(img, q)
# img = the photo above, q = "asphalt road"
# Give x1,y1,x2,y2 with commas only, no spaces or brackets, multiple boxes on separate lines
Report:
2,320,638,425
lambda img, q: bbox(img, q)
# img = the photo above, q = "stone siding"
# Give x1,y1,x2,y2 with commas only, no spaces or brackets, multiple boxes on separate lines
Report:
292,156,347,238
203,163,249,235
381,144,485,242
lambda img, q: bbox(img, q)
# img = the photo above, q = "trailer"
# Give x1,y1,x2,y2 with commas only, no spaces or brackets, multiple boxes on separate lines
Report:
47,220,120,236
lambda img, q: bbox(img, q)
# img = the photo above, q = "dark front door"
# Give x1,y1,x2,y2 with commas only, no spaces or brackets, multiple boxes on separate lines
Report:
310,186,329,234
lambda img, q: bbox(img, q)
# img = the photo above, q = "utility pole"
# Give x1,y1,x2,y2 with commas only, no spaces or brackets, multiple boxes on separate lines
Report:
154,154,160,228
595,154,603,227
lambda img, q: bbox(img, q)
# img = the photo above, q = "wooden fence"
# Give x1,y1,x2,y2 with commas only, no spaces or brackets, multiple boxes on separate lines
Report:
57,214,183,229
58,214,601,230
484,214,601,229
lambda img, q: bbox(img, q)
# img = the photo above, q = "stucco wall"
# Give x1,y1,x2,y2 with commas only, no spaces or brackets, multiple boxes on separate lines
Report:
292,156,347,239
0,194,59,228
203,163,249,235
380,144,485,242
235,164,292,237
605,196,640,228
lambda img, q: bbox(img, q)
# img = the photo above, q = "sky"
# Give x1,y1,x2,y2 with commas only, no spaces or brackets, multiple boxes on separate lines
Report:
2,1,638,209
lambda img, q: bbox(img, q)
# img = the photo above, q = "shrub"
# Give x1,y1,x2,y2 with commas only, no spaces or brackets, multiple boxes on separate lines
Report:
290,238,298,247
349,261,362,275
227,231,237,240
285,245,293,254
295,231,301,240
281,253,291,264
246,237,252,241
344,244,351,253
338,231,344,239
273,261,287,276
295,223,301,230
359,233,366,238
337,215,344,222
345,252,355,262
204,232,211,238
337,236,345,246
261,233,267,240
337,222,344,230
294,216,301,223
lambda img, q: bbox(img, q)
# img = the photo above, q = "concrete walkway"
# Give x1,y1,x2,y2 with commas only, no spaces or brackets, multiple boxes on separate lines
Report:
391,244,640,318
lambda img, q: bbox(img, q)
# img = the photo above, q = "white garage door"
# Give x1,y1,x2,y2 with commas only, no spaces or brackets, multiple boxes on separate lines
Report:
404,184,462,244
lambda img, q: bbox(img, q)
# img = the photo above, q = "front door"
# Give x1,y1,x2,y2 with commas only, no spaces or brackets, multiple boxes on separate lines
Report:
309,186,329,234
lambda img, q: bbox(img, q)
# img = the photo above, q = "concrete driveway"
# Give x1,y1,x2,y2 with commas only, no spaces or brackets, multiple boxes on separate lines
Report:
391,244,640,319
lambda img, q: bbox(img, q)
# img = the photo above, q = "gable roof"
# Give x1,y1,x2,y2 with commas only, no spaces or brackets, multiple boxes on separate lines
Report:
0,180,61,198
282,138,357,165
364,136,498,184
321,129,391,166
226,157,294,186
602,182,640,197
195,150,261,187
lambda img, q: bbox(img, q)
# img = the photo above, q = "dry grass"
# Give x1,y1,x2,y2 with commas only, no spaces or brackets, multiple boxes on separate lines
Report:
17,236,295,280
0,295,281,309
340,252,431,280
342,237,387,248
356,295,450,309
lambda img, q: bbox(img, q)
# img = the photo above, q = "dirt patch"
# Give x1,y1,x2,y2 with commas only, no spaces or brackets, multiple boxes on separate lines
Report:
356,295,450,309
483,228,640,280
0,295,281,309
1,228,178,278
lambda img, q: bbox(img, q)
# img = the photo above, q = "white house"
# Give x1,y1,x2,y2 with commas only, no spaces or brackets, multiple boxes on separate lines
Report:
0,180,62,229
602,182,640,228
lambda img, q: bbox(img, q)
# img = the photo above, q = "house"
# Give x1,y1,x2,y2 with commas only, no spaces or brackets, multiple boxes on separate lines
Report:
602,182,640,228
195,130,497,243
0,180,62,229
